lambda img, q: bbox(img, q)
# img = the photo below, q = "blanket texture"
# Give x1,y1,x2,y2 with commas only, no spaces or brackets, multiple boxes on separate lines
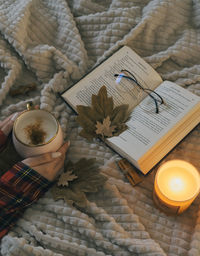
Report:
0,0,200,255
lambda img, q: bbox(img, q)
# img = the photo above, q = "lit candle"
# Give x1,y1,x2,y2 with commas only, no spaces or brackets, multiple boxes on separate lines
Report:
153,160,200,215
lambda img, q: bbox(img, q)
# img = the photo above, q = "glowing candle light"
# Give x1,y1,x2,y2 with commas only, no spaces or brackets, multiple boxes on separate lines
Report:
153,160,200,215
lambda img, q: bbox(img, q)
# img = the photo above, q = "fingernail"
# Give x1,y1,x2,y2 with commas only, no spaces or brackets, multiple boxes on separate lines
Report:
67,141,70,146
11,112,19,121
52,152,62,158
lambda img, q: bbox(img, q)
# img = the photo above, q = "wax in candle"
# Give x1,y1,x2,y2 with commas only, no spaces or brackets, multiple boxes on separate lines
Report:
157,166,199,201
153,160,200,214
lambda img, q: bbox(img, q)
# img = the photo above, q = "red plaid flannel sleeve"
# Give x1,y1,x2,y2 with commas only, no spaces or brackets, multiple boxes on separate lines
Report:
0,162,52,239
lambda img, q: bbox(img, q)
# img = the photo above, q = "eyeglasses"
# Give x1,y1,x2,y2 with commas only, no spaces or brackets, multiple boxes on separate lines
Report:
114,69,165,114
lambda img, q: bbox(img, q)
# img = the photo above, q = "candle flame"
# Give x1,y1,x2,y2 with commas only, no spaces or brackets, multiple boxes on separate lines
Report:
169,178,184,192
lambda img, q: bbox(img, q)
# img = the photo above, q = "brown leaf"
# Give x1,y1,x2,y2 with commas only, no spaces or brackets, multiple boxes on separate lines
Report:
57,170,77,186
76,86,130,141
114,123,128,136
76,105,96,133
98,86,108,115
51,158,107,208
51,186,87,208
95,86,114,118
92,94,104,117
95,116,116,138
79,130,95,141
111,104,129,125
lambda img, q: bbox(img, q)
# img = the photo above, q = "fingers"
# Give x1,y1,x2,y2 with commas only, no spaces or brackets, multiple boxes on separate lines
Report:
0,112,19,136
47,141,70,176
32,141,70,181
0,113,18,127
22,151,62,167
57,141,70,155
22,141,70,169
1,122,14,136
53,141,70,170
0,107,37,135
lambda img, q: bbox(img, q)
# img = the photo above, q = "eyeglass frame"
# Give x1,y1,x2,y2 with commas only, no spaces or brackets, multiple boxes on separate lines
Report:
114,69,164,114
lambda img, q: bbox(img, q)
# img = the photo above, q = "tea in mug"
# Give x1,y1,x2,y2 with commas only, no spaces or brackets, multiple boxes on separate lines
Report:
14,110,59,146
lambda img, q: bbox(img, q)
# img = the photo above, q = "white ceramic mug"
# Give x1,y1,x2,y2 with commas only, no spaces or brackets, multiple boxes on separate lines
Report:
12,103,63,158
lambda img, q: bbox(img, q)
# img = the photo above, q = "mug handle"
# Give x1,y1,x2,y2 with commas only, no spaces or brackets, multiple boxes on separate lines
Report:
26,101,35,111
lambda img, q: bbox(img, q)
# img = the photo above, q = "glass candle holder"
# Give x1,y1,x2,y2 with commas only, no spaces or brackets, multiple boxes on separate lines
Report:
153,160,200,215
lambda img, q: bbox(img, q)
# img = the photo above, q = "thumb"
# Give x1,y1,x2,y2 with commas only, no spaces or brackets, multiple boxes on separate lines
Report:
22,151,62,167
57,141,70,155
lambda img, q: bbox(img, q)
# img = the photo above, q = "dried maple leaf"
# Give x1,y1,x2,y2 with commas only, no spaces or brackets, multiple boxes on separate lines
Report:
95,116,116,138
76,86,130,141
57,169,77,186
51,158,107,208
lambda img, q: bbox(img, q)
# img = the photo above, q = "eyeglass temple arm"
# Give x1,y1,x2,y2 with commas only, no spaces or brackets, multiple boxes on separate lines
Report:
120,69,138,81
144,88,164,104
114,71,163,113
118,70,164,103
114,74,144,90
117,71,164,104
146,93,159,113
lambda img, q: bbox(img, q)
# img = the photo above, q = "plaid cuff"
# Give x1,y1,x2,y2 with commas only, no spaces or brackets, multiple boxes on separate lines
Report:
0,162,52,239
0,162,52,211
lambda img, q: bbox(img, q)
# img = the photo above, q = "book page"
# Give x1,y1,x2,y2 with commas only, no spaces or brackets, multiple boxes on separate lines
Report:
107,81,200,164
62,46,163,110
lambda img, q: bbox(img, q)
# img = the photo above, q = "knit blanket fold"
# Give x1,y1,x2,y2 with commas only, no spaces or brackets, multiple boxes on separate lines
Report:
0,0,200,255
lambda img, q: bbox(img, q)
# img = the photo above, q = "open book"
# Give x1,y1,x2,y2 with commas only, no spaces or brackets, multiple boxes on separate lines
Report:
61,46,200,174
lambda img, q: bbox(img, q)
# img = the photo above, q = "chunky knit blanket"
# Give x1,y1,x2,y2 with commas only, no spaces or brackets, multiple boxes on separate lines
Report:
0,0,200,255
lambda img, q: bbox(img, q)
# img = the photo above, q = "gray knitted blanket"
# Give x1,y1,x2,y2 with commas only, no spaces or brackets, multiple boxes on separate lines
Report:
0,0,200,255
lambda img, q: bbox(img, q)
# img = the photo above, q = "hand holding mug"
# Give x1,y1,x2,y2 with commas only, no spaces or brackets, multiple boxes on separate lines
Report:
22,141,70,181
1,107,69,182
